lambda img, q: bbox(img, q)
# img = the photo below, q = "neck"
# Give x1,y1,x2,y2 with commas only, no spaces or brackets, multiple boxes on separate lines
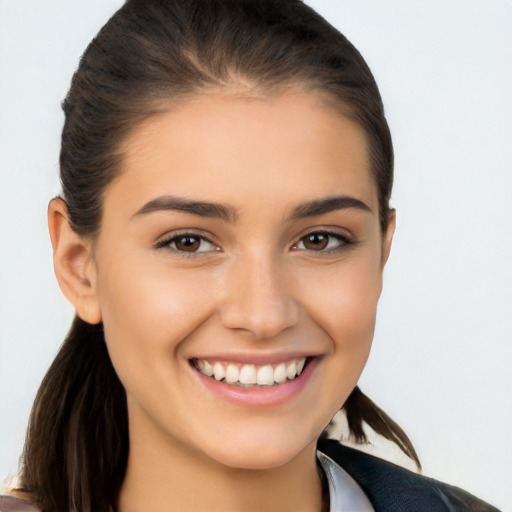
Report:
118,415,324,512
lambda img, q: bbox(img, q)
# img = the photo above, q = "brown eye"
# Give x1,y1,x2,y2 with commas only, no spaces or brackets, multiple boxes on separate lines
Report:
174,236,201,252
155,233,218,254
303,233,329,251
294,231,352,253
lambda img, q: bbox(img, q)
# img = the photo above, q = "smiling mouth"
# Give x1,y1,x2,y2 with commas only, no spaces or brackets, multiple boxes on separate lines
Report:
191,357,313,388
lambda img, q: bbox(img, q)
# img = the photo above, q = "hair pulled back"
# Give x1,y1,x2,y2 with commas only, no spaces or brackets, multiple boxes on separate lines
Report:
18,1,417,510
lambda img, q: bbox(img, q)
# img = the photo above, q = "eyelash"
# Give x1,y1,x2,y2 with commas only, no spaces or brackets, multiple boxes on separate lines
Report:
154,230,219,258
154,230,354,257
292,230,354,254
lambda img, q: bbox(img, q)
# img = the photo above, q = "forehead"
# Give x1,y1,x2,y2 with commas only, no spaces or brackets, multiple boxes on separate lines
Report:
111,88,377,216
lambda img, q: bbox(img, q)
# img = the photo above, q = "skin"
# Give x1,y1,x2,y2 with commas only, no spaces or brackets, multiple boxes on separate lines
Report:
49,87,395,512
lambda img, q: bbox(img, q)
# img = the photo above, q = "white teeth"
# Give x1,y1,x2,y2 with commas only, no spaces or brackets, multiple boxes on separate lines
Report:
203,360,213,377
225,363,239,383
195,357,309,387
286,361,297,379
213,362,225,381
239,364,257,385
257,365,274,386
273,363,287,383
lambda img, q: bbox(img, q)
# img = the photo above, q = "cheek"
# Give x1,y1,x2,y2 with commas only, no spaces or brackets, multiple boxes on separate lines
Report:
324,278,378,377
299,256,382,405
93,252,218,379
303,257,382,347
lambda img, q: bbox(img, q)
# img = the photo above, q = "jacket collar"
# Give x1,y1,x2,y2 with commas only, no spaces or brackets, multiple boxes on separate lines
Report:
317,438,460,511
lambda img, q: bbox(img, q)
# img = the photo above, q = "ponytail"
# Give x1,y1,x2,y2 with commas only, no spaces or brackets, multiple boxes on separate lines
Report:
18,316,128,512
333,386,421,469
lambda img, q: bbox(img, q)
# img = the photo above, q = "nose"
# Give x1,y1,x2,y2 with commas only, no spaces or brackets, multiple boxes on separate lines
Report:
219,252,300,340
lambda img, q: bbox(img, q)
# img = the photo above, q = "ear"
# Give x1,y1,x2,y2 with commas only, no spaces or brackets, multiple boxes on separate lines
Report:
48,198,102,324
380,209,396,269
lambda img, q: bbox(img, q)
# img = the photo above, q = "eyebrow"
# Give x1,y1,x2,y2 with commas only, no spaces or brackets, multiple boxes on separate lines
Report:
288,195,373,220
134,195,238,223
133,194,372,223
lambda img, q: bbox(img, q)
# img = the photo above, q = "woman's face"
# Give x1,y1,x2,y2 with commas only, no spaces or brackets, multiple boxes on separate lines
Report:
87,88,394,470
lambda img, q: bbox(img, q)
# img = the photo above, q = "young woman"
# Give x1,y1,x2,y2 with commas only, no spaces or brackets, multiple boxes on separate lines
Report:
0,1,503,511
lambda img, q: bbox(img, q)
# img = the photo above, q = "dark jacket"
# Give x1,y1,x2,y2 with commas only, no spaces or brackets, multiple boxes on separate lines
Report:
318,438,501,511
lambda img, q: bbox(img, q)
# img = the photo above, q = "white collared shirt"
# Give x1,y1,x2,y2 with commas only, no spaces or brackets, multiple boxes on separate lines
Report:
317,451,375,512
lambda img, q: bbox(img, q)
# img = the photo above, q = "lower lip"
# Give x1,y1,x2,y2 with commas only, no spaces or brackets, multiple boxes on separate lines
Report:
190,357,319,407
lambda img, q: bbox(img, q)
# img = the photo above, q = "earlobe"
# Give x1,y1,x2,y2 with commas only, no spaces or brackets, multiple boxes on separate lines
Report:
48,198,102,325
381,209,396,269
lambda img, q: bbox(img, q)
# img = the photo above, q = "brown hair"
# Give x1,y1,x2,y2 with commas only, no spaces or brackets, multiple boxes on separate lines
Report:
18,1,418,510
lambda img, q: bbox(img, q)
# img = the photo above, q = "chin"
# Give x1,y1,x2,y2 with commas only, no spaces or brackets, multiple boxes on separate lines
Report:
198,429,320,471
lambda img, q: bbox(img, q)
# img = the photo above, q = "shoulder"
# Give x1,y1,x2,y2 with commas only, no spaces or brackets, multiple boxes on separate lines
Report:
317,438,501,512
0,495,41,512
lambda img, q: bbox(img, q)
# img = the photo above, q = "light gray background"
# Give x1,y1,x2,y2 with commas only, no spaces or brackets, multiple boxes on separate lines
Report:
1,1,511,510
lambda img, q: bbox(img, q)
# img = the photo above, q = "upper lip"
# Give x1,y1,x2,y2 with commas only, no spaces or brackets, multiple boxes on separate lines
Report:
189,352,321,365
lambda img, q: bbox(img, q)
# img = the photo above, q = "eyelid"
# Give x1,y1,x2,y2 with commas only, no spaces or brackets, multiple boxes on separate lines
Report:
291,228,354,253
153,229,221,254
